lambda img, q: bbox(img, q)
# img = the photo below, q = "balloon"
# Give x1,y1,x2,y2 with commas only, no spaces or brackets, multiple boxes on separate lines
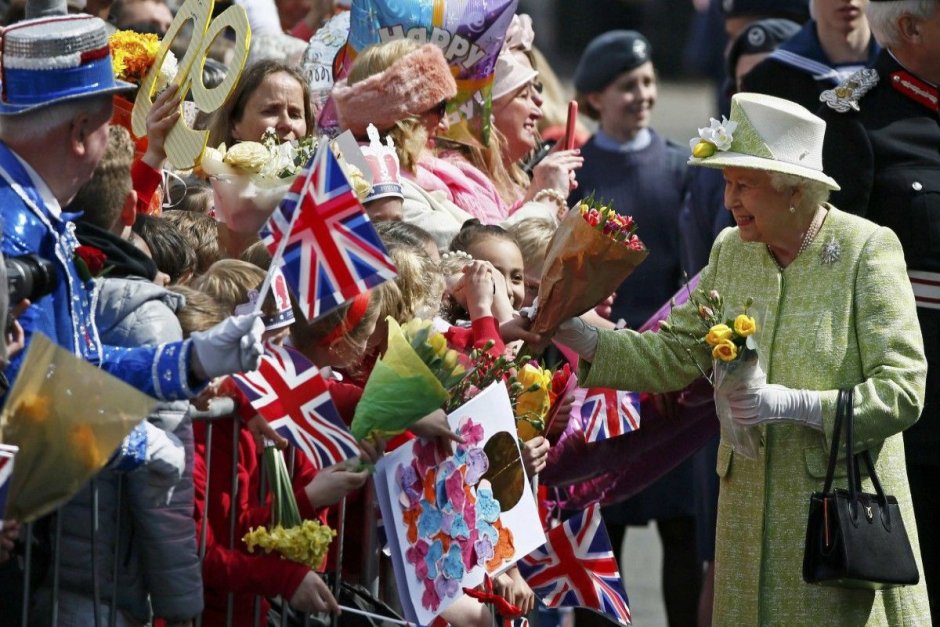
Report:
325,0,518,145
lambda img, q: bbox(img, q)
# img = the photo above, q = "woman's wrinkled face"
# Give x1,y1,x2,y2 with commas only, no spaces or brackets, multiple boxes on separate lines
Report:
723,167,797,246
588,61,657,141
232,72,307,143
493,55,544,163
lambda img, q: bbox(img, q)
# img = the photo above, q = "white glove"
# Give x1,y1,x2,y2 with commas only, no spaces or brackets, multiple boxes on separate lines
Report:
141,420,185,485
727,384,823,430
190,313,264,379
555,317,599,361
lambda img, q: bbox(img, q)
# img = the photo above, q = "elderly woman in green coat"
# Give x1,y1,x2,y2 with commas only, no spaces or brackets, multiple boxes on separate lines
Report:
554,92,930,625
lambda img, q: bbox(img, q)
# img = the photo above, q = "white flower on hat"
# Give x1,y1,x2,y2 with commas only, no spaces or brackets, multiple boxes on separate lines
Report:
689,116,738,159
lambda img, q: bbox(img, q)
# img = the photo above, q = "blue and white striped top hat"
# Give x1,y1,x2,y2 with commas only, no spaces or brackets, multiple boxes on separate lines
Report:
0,15,134,116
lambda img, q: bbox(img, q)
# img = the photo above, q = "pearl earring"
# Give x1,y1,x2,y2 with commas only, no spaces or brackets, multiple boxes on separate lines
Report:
789,206,796,214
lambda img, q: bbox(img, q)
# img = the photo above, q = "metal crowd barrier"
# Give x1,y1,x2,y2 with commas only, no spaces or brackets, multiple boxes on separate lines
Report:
5,399,386,627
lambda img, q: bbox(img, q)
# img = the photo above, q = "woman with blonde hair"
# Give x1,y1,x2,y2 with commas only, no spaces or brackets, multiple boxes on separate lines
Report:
332,38,561,250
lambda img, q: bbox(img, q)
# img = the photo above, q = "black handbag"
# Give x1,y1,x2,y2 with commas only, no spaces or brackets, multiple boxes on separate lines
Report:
802,389,919,589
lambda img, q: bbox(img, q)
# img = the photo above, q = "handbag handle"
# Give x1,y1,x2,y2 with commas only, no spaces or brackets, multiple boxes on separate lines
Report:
822,388,891,524
821,389,848,495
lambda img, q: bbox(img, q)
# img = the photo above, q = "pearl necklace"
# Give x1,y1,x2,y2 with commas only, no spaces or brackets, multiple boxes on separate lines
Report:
769,207,826,272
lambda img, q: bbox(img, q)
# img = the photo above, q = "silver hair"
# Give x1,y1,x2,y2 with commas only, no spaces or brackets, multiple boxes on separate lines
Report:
867,0,938,48
0,96,111,143
768,171,830,214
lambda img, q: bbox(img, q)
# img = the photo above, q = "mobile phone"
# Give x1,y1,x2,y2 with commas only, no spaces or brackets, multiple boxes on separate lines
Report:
564,100,578,151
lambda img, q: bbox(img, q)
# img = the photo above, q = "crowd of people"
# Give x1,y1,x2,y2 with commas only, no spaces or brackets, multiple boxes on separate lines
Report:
0,0,938,625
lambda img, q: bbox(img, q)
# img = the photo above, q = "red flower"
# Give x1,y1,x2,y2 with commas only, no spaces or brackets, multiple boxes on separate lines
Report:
74,245,108,280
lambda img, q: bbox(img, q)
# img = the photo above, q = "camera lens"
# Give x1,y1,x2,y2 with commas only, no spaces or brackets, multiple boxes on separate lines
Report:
6,254,56,303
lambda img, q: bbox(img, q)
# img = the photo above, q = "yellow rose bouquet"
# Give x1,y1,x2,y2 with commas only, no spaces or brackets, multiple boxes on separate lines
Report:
243,443,335,568
685,289,763,459
350,318,470,441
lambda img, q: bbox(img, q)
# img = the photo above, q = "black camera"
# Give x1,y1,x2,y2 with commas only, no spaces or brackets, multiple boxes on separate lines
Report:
6,254,56,304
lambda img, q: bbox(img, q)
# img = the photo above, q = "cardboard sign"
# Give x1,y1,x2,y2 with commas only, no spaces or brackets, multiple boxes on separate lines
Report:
132,0,252,169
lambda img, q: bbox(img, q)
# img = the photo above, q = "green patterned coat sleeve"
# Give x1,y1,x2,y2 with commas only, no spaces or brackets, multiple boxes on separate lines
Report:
820,225,926,454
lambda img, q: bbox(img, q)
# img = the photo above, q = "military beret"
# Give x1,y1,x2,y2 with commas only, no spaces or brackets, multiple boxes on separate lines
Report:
721,0,810,22
727,18,801,79
573,30,652,94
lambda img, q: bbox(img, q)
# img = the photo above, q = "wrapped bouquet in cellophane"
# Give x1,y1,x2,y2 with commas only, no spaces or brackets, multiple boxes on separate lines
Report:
351,318,470,441
529,196,648,334
0,333,156,522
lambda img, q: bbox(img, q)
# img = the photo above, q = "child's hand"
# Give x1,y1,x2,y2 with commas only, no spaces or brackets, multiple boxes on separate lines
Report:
499,315,545,346
0,520,20,564
493,566,536,616
521,436,549,477
411,409,465,458
142,84,182,170
547,394,575,439
244,414,289,449
357,435,386,466
190,377,228,412
595,291,616,320
463,261,495,321
304,461,372,509
290,571,340,614
486,264,515,323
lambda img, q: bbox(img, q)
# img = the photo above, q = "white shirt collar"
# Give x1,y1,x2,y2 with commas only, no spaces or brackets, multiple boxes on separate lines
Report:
10,150,61,219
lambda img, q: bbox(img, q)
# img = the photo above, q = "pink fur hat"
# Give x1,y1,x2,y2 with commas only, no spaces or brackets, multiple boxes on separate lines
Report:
332,44,458,137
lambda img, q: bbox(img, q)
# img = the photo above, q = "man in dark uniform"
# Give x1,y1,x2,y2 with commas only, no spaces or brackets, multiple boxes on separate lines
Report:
742,0,879,111
818,0,940,617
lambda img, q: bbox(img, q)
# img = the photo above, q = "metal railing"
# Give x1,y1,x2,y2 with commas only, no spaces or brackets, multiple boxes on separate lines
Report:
4,399,386,627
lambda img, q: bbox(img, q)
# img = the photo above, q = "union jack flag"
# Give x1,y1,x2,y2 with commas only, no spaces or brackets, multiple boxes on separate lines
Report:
518,503,631,625
260,144,397,321
580,388,640,443
231,343,358,469
0,444,18,517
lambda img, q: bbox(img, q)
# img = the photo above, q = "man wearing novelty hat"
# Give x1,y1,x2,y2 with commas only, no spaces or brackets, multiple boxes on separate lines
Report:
819,0,940,617
0,18,263,409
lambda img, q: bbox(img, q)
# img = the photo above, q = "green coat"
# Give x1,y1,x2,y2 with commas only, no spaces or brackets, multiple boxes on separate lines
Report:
581,206,930,625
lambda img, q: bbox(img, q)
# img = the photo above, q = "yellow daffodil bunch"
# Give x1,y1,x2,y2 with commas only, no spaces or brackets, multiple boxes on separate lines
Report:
242,444,335,569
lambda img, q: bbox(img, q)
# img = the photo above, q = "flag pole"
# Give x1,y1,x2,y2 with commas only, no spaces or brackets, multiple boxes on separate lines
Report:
252,142,325,315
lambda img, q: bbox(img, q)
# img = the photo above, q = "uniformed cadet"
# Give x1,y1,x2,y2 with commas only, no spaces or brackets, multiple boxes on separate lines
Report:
742,0,880,111
818,0,940,618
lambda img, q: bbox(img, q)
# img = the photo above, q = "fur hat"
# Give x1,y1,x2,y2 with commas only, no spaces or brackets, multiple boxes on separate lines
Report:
688,92,839,190
332,44,457,137
0,15,134,116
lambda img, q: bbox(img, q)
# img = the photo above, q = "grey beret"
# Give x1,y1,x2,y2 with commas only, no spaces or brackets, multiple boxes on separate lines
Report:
573,30,652,94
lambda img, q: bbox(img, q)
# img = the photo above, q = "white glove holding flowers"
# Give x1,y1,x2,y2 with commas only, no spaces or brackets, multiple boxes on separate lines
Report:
190,313,265,379
723,361,822,430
